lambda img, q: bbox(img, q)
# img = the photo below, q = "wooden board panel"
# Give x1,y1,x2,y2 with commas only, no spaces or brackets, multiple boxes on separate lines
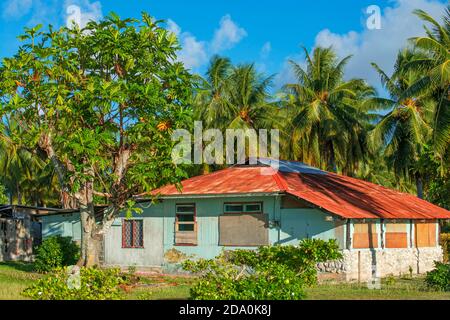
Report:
353,233,378,248
219,214,268,246
353,222,377,233
385,232,408,248
386,223,407,233
415,221,436,247
175,231,197,245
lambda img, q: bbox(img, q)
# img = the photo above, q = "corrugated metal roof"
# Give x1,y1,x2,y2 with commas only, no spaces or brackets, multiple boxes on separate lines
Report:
148,160,450,219
152,166,282,195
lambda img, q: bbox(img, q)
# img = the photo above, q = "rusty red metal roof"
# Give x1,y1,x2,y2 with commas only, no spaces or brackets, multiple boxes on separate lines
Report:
151,166,282,195
147,160,450,219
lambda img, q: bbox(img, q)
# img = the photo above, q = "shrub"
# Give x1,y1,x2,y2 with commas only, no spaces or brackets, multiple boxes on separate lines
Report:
440,233,450,263
34,236,80,273
23,266,125,300
183,239,342,300
425,262,450,291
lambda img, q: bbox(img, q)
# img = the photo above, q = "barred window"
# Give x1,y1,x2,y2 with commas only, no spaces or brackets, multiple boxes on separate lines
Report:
175,204,197,245
122,220,144,248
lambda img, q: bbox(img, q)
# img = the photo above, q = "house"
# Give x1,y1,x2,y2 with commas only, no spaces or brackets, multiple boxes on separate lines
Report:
0,205,69,262
41,159,450,281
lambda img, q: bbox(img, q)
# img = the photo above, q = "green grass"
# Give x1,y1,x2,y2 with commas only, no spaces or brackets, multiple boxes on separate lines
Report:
0,262,41,300
1,262,449,300
306,277,450,300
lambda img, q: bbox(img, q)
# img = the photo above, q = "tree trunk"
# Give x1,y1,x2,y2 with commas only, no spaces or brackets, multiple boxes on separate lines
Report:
61,191,77,209
327,142,337,173
77,201,100,267
416,174,423,199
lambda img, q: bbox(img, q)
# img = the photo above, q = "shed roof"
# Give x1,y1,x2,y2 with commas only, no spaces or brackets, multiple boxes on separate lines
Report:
147,159,450,219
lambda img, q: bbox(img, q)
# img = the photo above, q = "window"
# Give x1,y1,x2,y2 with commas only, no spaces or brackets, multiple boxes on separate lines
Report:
385,222,408,248
224,202,262,214
352,221,378,249
415,220,436,247
175,204,197,245
122,220,144,248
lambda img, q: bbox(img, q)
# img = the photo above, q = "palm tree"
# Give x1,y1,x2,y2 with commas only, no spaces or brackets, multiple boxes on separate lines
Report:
194,57,278,170
0,117,60,206
370,49,435,198
194,56,233,130
225,64,276,130
404,6,450,163
283,46,376,173
195,56,276,131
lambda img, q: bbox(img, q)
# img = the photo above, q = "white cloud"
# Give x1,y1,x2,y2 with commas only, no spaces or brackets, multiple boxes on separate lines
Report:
166,19,181,36
168,15,247,71
260,41,272,59
65,0,102,29
313,0,447,92
211,14,247,53
178,34,208,70
166,19,208,70
274,54,306,89
2,0,33,19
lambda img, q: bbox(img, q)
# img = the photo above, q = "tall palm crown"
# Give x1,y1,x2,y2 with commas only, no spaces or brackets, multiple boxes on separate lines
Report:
406,7,450,161
194,56,233,129
283,47,375,173
195,56,276,131
370,49,435,196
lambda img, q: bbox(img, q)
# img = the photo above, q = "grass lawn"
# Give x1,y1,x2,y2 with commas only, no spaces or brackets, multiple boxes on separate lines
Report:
0,262,41,300
1,262,449,300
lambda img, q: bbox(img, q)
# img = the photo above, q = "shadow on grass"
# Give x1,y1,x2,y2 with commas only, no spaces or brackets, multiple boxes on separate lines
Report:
0,261,35,273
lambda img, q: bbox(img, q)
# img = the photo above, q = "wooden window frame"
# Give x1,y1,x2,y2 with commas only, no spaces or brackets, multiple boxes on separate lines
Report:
223,202,263,214
122,219,144,249
175,203,197,246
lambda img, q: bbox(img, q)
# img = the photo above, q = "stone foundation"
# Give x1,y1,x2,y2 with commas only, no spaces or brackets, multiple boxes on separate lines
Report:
317,247,443,282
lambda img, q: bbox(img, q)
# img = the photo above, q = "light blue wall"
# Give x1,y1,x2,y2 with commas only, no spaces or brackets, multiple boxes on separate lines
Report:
41,212,81,241
41,195,344,265
136,196,279,260
278,208,342,246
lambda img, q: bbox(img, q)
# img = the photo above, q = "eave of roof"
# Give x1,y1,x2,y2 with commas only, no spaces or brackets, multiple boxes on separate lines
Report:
146,160,450,220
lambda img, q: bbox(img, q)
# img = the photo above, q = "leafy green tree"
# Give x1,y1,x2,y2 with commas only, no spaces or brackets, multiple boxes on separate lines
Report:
370,49,435,198
0,13,193,266
283,47,376,173
0,183,7,204
194,56,233,130
195,56,276,131
0,116,60,206
406,7,450,163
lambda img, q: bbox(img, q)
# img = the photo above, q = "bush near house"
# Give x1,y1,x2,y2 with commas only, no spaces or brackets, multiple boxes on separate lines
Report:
34,236,80,273
22,266,124,300
425,262,450,291
182,239,342,300
440,233,450,263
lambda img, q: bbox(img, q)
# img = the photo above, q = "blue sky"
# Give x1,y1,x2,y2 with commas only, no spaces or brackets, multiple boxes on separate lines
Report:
0,0,448,94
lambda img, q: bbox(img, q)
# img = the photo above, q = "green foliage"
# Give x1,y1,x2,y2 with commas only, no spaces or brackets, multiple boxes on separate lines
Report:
183,239,342,300
0,183,7,204
0,12,194,263
34,236,80,273
22,266,124,300
425,262,450,291
440,233,450,263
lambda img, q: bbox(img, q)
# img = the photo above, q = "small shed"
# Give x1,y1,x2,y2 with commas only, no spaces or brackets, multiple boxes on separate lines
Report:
0,205,77,262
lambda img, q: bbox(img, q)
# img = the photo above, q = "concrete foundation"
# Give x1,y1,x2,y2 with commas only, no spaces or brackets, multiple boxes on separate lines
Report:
317,247,443,281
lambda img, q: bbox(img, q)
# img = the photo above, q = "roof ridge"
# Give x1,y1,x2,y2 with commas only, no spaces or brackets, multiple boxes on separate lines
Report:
272,169,289,192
